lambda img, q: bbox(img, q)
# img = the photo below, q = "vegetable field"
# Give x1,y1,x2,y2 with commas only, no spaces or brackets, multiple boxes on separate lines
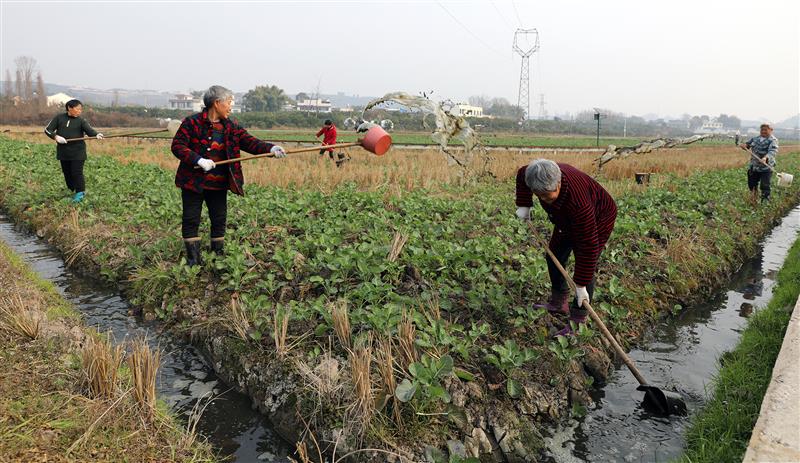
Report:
0,134,798,460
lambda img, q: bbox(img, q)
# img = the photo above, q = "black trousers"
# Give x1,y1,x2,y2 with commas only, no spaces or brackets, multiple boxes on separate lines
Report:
747,169,772,199
181,189,228,239
545,239,597,318
59,160,85,193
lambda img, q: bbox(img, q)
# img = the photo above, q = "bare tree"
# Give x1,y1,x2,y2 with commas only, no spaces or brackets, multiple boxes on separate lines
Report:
468,95,491,109
3,70,11,98
14,56,37,101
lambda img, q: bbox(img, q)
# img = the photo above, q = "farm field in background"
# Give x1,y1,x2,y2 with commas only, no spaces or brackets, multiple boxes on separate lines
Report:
2,125,740,148
0,132,799,458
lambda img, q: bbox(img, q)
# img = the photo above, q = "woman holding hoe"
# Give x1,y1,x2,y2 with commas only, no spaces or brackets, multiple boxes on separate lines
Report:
171,85,287,266
515,159,617,336
44,99,104,203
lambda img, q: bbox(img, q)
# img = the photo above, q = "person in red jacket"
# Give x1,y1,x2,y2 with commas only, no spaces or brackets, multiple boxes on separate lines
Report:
515,159,617,336
172,85,286,266
316,119,346,167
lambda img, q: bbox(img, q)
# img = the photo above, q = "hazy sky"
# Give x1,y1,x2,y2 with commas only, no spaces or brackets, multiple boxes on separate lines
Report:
2,0,798,121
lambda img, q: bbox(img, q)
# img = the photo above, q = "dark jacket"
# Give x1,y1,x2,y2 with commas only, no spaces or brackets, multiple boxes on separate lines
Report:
171,110,274,195
43,113,99,161
516,163,617,286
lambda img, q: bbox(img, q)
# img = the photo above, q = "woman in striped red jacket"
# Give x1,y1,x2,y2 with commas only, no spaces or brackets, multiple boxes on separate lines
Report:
515,159,617,336
172,85,287,266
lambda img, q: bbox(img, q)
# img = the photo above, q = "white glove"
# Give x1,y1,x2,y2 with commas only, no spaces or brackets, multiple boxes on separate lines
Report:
270,145,287,158
96,133,104,139
197,158,216,172
576,286,590,309
515,206,531,221
55,135,67,144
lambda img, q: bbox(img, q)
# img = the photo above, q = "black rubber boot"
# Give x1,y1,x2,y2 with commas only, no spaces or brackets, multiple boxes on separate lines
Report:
184,240,202,267
210,239,224,256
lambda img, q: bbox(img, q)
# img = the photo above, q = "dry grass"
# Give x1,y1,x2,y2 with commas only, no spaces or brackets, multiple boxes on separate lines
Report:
397,310,417,371
228,294,251,340
376,337,402,425
0,295,41,340
81,331,124,399
295,347,342,401
273,305,291,359
127,338,161,423
347,335,374,433
387,232,409,262
330,299,351,349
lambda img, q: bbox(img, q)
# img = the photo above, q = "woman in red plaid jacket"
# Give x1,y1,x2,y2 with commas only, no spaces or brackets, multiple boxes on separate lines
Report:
171,85,287,266
515,159,617,336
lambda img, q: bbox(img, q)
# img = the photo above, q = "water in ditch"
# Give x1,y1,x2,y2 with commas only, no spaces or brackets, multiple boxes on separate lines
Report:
0,214,292,462
543,204,800,463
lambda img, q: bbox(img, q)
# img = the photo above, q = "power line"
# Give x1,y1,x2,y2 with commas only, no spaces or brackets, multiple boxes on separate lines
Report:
437,2,504,56
511,0,523,26
490,0,514,32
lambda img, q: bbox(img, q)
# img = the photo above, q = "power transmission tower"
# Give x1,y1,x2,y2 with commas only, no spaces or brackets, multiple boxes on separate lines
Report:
537,93,547,120
513,28,539,122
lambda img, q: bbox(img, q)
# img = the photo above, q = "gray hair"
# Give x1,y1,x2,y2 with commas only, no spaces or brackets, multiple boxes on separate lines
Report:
525,159,562,192
203,85,233,109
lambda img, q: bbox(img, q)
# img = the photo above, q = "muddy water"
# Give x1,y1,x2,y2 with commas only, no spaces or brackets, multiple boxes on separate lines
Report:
543,204,800,463
0,214,292,462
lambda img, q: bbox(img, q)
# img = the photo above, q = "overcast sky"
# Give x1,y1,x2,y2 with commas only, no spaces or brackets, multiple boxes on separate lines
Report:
2,0,798,121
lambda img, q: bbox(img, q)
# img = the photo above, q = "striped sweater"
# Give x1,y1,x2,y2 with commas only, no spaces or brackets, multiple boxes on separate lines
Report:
516,163,617,286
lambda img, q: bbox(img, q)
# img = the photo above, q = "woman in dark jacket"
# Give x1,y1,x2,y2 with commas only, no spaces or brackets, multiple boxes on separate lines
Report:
171,85,287,266
44,99,104,202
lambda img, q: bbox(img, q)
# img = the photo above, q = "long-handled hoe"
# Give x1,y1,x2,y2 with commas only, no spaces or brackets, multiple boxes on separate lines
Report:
739,145,793,188
200,125,392,169
63,119,183,142
528,222,688,416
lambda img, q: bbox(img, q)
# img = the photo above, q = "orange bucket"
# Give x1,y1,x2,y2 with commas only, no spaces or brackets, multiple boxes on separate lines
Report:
360,126,392,156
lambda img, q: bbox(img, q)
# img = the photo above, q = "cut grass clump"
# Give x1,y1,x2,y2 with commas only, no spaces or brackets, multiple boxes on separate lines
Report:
678,236,800,463
0,238,215,462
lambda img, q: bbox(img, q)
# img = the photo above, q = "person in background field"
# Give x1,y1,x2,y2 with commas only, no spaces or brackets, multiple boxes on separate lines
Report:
44,99,104,203
516,159,617,336
171,85,287,267
739,123,778,203
316,119,346,167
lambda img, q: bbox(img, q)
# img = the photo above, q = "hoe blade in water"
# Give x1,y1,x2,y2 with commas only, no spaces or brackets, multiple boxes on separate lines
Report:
638,385,688,416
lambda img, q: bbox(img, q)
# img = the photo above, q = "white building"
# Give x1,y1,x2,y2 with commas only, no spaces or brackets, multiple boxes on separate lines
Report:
46,92,76,107
696,118,728,134
169,94,203,112
452,103,485,118
297,98,332,113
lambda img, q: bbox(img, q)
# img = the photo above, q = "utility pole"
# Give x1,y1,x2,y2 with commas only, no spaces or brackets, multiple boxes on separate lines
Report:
593,108,605,147
513,28,539,123
623,115,627,138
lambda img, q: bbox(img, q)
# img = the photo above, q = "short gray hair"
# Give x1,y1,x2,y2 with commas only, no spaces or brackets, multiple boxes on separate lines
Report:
203,85,233,109
525,159,561,192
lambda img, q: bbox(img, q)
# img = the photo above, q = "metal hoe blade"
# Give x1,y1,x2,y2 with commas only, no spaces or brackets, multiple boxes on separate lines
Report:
638,385,688,416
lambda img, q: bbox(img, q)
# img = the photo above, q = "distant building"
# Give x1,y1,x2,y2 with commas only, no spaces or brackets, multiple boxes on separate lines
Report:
46,92,76,107
452,103,486,118
297,98,332,113
695,118,728,134
169,94,202,112
667,119,690,129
